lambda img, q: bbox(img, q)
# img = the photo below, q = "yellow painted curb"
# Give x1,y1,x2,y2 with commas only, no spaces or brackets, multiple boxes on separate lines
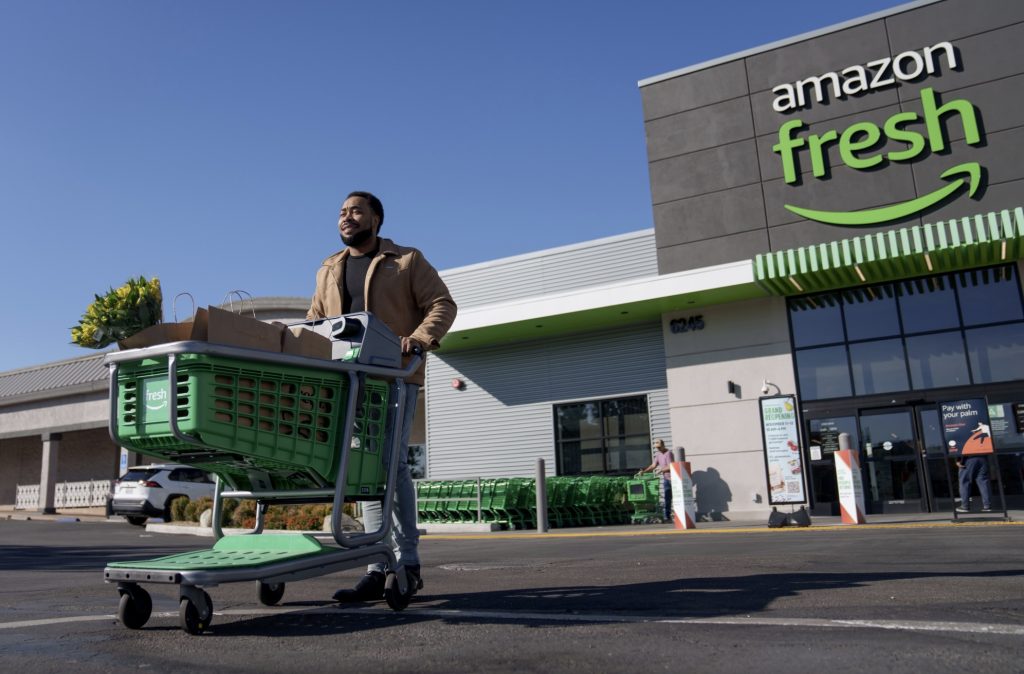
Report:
423,519,1021,541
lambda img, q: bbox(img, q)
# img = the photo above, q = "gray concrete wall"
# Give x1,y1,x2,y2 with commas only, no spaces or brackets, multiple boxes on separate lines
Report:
642,0,1024,273
0,392,108,439
57,428,119,483
662,296,795,519
0,436,42,504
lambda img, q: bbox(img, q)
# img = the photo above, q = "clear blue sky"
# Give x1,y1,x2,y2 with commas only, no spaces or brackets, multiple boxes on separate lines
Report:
0,0,905,372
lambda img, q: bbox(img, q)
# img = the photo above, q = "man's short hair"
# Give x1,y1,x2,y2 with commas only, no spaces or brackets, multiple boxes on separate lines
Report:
346,191,384,230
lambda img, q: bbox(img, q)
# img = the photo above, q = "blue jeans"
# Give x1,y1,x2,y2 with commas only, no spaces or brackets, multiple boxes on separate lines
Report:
959,456,992,510
662,476,673,521
364,385,419,573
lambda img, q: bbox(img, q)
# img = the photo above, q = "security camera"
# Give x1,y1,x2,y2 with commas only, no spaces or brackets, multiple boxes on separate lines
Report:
760,380,770,395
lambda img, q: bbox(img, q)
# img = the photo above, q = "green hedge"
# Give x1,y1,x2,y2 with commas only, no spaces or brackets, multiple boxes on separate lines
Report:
167,496,358,531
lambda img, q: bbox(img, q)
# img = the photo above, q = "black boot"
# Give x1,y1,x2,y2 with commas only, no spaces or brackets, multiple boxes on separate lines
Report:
333,571,385,603
405,564,423,594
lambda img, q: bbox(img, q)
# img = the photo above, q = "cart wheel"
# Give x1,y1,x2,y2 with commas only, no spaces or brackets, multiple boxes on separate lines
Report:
384,572,411,611
179,591,212,635
117,586,152,629
257,581,286,606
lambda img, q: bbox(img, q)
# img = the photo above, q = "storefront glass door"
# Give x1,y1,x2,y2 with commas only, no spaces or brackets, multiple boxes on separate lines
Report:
805,406,957,515
916,407,957,511
858,409,925,513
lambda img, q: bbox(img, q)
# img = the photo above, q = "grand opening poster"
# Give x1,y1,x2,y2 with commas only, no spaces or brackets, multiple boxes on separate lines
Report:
760,395,807,505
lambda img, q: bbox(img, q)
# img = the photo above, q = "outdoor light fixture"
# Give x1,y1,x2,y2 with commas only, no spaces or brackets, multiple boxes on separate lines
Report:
451,378,466,391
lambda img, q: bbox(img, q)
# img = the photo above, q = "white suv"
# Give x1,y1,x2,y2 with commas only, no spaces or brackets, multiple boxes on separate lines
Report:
111,464,215,526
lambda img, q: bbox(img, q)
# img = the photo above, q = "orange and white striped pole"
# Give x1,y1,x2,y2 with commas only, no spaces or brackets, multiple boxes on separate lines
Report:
669,461,697,529
834,449,866,524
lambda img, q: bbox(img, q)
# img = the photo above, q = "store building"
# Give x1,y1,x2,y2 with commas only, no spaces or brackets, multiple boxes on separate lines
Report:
635,0,1024,515
429,0,1024,517
4,0,1023,520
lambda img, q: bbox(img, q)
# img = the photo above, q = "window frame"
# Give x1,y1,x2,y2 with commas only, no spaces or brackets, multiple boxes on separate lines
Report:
787,264,1024,402
553,393,653,476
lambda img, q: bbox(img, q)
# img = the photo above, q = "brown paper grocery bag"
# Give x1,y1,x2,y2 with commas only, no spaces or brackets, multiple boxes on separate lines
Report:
204,305,284,352
280,325,332,359
117,309,209,349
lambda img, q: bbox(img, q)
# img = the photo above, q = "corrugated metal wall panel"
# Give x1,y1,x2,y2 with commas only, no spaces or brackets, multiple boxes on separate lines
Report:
0,354,107,402
442,230,656,309
646,388,673,448
424,321,669,479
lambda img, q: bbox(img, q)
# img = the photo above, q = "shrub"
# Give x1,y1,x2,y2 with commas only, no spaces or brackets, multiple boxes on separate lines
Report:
286,504,331,531
232,499,258,529
192,496,214,522
185,499,346,531
169,496,190,522
183,499,199,522
220,498,239,526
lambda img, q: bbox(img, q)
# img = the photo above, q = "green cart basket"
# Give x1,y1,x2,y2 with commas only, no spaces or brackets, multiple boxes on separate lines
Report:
626,475,663,524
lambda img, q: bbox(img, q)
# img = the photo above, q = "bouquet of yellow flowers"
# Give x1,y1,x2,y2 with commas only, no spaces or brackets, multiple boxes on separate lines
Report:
71,276,163,348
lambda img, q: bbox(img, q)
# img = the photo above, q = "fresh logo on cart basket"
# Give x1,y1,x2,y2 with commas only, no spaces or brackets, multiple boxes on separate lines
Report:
142,378,170,421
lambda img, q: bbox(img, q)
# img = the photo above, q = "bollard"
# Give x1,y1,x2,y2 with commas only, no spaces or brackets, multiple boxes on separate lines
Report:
838,432,851,451
476,476,482,523
535,458,549,533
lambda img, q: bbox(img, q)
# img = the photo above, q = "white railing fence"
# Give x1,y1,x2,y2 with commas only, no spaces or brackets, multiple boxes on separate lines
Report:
15,480,111,509
14,484,40,510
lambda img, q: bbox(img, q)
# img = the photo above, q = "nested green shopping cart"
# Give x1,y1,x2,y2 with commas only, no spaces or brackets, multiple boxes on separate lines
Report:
102,313,421,634
626,475,662,524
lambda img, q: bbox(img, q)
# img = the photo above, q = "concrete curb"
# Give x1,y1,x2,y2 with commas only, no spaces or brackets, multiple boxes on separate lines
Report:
143,522,490,537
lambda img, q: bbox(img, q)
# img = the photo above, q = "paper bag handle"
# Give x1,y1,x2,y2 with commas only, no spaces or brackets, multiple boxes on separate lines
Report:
222,289,257,318
172,292,196,323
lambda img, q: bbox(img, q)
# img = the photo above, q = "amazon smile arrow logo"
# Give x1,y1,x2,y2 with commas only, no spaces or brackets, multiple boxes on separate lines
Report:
784,162,984,226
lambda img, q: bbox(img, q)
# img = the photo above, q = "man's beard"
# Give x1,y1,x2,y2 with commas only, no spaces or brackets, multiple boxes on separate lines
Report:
341,228,373,247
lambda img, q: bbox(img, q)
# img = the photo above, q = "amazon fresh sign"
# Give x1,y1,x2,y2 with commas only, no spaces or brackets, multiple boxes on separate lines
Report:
770,40,984,226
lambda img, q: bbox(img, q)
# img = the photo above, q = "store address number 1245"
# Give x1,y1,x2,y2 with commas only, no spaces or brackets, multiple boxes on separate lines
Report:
670,315,704,334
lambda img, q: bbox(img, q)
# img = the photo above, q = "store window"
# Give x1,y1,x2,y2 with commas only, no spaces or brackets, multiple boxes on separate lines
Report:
849,338,907,394
554,395,651,475
898,276,959,333
966,324,1024,383
795,346,851,399
957,267,1024,326
842,286,900,341
788,264,1024,401
905,332,970,388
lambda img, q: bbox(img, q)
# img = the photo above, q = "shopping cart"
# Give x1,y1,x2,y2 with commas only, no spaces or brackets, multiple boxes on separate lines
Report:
102,313,421,634
626,475,662,524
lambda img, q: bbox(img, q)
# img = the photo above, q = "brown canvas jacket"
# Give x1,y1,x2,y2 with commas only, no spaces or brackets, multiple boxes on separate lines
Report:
306,237,457,385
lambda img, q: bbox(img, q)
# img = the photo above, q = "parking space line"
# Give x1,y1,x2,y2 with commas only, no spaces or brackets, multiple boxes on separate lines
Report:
4,606,1022,637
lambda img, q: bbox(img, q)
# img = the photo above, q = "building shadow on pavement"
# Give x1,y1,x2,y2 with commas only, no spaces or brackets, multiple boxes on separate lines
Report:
203,567,1024,637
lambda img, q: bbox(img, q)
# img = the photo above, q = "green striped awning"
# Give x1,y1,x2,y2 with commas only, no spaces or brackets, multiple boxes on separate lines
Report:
754,207,1024,296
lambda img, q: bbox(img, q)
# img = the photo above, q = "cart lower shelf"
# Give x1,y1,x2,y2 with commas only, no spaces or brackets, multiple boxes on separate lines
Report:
105,532,413,634
107,532,330,575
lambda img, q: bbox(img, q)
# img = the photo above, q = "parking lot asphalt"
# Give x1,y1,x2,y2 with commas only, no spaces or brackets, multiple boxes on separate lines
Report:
7,504,1020,537
2,513,1023,673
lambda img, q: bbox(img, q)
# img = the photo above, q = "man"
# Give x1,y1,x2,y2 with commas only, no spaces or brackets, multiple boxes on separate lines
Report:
955,422,993,513
637,439,674,521
307,190,457,601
